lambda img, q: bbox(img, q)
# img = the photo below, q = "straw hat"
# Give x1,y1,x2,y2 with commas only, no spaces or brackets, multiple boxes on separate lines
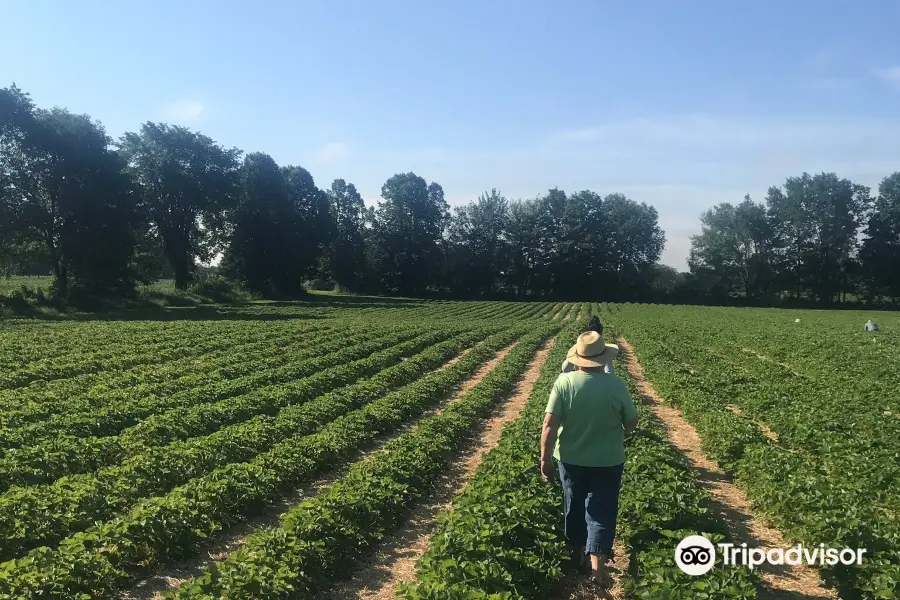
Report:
566,331,619,368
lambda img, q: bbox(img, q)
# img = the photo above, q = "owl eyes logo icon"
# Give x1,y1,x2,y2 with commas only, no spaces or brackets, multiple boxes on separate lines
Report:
675,535,716,575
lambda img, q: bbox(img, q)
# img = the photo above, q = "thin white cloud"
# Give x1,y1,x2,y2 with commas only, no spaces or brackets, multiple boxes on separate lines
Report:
318,142,350,163
555,114,900,150
874,66,900,86
160,99,205,123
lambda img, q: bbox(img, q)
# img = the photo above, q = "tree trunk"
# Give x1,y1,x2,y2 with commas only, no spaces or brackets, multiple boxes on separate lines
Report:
46,234,67,298
54,266,68,298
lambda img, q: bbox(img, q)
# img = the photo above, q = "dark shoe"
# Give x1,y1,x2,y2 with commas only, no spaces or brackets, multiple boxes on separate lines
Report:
590,566,611,589
565,547,590,574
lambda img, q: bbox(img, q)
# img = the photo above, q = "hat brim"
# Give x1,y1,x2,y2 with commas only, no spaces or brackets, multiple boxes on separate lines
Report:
566,343,619,368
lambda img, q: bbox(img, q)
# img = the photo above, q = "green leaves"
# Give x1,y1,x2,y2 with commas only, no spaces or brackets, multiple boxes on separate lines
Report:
0,325,527,599
606,303,900,599
403,312,758,600
164,326,557,599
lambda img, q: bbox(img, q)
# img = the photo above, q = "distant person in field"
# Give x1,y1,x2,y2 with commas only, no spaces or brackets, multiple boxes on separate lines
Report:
865,319,880,332
541,330,638,587
561,316,615,375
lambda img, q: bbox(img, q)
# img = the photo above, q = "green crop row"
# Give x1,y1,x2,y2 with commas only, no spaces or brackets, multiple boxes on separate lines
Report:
0,320,295,391
0,327,492,561
0,320,237,381
0,327,523,599
0,303,423,377
401,316,759,600
0,321,337,423
0,328,442,490
0,322,367,443
165,325,558,599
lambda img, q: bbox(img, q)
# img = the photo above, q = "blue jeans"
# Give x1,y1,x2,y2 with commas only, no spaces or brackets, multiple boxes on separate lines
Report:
558,461,624,556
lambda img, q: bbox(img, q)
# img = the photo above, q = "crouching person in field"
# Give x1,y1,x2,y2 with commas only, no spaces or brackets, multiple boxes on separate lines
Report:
540,331,638,587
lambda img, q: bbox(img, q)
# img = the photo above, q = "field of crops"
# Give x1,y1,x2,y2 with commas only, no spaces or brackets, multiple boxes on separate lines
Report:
604,304,900,599
0,298,897,599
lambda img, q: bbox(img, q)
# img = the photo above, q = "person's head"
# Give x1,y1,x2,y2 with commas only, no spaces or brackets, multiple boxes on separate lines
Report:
586,316,604,336
566,330,618,371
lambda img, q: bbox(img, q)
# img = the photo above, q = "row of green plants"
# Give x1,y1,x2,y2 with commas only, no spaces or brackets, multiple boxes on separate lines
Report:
0,327,524,599
164,326,558,599
695,335,900,506
0,328,444,490
0,322,361,435
608,304,899,599
0,299,487,390
0,320,337,421
0,318,255,374
0,327,493,561
0,318,321,390
401,313,759,600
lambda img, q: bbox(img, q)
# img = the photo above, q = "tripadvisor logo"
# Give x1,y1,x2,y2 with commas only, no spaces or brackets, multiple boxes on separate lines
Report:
675,535,716,575
675,535,867,575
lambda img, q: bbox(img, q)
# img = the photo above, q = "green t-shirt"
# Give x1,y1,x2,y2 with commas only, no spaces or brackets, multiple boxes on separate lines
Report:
545,371,637,467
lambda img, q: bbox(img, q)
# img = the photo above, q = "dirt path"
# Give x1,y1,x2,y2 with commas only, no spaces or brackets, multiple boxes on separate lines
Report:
726,404,780,442
617,338,836,600
324,336,557,600
564,539,629,600
552,305,567,321
121,342,515,600
740,347,807,380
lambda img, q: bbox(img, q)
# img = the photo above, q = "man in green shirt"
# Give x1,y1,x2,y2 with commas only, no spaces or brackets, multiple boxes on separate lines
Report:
541,330,638,586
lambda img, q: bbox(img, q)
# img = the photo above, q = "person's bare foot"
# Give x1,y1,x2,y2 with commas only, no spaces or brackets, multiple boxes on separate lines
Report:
589,552,611,587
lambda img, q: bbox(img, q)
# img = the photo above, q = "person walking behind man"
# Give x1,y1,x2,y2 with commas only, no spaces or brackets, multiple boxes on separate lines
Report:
541,331,639,586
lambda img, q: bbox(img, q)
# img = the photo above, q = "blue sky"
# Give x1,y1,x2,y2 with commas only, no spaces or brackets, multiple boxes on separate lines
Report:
3,0,900,269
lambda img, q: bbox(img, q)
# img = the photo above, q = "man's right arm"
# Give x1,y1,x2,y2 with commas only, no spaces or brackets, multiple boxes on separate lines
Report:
624,415,639,436
620,383,638,436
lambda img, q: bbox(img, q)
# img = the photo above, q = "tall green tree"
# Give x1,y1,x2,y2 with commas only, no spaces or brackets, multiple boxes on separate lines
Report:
503,198,541,298
118,123,241,289
766,172,868,303
323,178,366,292
222,152,306,296
368,172,448,295
549,190,606,298
531,188,568,296
603,193,665,296
446,189,510,296
689,195,777,299
283,165,332,282
860,172,900,302
1,85,137,296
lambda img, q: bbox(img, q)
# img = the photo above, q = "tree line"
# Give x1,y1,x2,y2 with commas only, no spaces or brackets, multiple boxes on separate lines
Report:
686,171,900,306
4,83,899,307
0,84,665,302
